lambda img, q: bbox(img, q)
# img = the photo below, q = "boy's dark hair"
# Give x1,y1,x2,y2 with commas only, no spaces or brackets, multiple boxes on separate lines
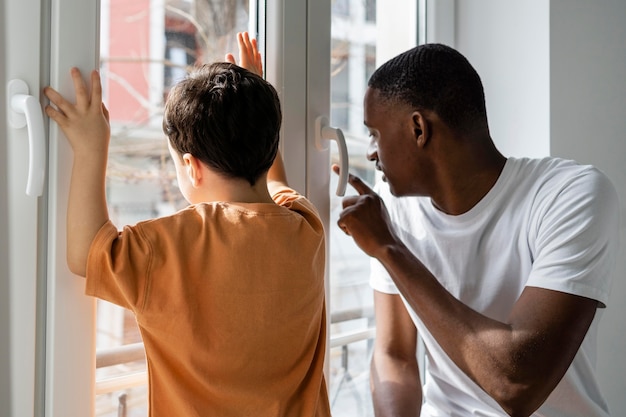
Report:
368,43,488,134
163,62,282,186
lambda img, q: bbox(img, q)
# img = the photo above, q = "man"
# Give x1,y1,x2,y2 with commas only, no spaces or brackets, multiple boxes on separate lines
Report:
335,43,618,416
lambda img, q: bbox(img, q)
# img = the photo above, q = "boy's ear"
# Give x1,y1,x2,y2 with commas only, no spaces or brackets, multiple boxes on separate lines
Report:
182,153,203,187
412,111,430,148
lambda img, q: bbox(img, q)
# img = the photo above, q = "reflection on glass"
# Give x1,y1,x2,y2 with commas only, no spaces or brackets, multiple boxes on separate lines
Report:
328,1,377,416
96,0,250,415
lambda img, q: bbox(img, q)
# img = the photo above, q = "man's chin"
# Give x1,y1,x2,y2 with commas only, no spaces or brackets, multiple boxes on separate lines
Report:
388,183,414,198
383,176,413,197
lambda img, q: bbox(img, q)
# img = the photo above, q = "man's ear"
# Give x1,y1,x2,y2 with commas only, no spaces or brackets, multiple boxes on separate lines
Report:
412,111,430,148
182,153,203,187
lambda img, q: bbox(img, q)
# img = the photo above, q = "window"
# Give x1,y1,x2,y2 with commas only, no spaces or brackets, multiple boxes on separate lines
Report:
327,1,378,414
96,1,251,414
95,1,419,415
3,0,420,415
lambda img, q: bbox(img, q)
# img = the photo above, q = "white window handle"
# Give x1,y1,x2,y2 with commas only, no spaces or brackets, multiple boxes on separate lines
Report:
315,116,349,196
7,79,46,197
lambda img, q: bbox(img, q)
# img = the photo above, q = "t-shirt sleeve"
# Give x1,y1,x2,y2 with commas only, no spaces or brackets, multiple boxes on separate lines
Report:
370,257,400,294
527,168,620,308
271,185,324,232
369,180,401,295
85,220,152,311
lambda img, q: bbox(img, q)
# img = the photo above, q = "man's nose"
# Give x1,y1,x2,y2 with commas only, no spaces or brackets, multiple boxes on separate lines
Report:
366,140,377,161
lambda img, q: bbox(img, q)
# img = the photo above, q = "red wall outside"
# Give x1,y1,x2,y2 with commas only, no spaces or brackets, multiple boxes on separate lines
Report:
106,0,151,123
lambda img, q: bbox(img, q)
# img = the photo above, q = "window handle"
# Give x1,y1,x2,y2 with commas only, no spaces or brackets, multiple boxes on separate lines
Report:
315,116,349,196
8,79,46,197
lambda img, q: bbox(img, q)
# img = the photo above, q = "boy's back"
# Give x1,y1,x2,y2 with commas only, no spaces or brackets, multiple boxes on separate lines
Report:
87,186,329,416
44,33,331,416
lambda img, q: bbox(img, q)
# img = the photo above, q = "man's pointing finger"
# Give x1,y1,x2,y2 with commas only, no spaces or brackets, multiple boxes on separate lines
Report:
347,173,374,196
332,164,375,196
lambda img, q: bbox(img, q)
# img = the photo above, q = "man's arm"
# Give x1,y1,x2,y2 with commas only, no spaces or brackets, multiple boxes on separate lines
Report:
371,290,422,417
337,173,598,416
378,245,597,416
45,68,110,277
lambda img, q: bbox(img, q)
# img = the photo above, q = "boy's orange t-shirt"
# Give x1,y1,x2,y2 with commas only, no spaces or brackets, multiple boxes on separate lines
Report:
86,187,330,417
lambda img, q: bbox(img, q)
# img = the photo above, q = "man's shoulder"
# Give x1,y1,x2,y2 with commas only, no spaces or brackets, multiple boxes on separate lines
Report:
507,156,613,195
510,156,604,178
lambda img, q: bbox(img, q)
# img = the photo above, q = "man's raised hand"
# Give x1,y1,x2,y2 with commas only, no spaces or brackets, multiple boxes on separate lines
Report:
333,164,400,259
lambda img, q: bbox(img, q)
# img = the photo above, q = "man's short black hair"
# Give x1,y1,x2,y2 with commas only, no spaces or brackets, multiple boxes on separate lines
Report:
163,62,282,186
368,43,488,134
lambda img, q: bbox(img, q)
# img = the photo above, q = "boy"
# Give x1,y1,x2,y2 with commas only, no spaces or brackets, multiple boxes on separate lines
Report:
45,33,330,417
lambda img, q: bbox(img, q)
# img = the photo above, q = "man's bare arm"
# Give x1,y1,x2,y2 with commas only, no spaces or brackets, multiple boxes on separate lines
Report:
371,291,422,417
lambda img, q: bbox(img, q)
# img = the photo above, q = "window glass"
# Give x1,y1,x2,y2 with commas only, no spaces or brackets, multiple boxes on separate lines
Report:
96,0,250,415
328,0,377,415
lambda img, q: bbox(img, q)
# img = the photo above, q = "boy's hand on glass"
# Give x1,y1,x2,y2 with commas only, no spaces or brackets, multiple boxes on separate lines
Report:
225,31,263,77
45,67,110,156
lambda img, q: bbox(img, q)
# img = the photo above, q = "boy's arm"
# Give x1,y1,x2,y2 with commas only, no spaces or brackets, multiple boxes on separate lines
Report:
267,150,289,193
226,32,289,194
225,31,263,77
45,68,111,277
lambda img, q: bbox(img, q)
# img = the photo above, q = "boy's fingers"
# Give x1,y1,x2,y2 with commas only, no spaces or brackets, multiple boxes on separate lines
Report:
241,31,252,51
237,32,248,65
102,103,110,122
250,38,262,69
43,86,63,106
44,86,72,115
70,67,89,107
225,53,236,64
90,70,102,106
45,104,67,126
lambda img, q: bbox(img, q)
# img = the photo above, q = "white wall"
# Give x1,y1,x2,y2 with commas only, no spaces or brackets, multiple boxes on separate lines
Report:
455,0,626,413
549,0,626,412
455,0,550,158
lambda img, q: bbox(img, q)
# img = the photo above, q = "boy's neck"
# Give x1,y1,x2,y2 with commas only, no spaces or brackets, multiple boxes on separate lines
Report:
192,173,275,205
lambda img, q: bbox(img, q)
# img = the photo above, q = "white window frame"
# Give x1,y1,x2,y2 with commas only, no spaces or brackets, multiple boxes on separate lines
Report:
44,0,101,414
3,1,434,415
3,0,47,414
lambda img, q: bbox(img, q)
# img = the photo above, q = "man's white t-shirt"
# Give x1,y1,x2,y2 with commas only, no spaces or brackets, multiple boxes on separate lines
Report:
370,157,619,417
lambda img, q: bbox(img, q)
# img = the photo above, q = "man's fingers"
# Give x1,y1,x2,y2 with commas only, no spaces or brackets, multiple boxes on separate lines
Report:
340,195,361,209
332,163,375,196
347,173,375,196
337,220,351,236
